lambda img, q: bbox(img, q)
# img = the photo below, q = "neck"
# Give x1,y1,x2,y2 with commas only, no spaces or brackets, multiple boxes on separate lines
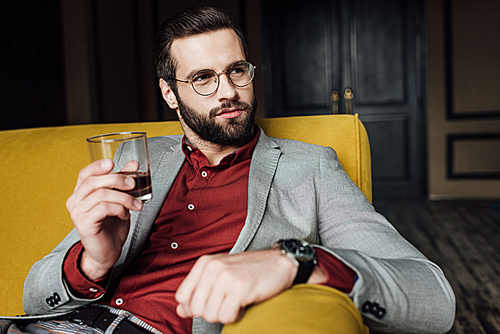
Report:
182,124,254,166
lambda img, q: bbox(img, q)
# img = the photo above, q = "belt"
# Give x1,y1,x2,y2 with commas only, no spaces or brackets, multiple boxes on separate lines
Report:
63,305,153,334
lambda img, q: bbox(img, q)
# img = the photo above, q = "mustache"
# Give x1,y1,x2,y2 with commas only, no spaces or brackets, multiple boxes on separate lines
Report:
209,101,252,118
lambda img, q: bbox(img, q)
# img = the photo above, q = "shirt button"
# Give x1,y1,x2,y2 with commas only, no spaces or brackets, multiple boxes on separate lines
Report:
115,298,124,305
171,242,179,249
201,171,208,177
186,146,193,152
187,204,195,210
89,288,98,293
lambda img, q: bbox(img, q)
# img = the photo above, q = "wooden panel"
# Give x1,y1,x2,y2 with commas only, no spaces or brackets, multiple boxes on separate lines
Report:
352,0,406,105
447,134,500,179
451,0,500,114
262,0,341,117
445,0,500,118
261,0,425,198
282,0,331,109
93,0,140,123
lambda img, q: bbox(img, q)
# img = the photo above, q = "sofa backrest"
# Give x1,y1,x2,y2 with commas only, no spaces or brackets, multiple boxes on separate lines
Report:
0,114,370,316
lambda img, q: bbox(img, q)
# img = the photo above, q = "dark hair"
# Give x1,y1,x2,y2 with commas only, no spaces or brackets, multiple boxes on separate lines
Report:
154,6,249,91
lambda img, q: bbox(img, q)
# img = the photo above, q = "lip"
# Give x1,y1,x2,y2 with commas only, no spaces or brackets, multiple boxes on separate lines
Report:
216,107,244,119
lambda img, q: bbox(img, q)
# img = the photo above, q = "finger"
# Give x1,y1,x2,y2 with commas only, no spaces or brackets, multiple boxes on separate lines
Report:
202,280,229,323
207,268,248,324
176,255,214,316
189,264,222,319
74,160,114,193
216,293,244,324
79,188,142,215
120,160,140,172
72,199,132,230
176,304,190,319
71,172,137,204
69,189,141,231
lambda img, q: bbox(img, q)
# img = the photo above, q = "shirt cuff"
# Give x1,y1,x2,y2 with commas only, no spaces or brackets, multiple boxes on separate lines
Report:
63,242,108,299
314,247,357,293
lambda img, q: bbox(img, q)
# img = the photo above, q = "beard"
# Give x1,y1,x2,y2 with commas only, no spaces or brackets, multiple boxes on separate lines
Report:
177,94,257,146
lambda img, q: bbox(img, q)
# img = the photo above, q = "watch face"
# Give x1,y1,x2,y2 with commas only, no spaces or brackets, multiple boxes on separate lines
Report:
282,239,315,258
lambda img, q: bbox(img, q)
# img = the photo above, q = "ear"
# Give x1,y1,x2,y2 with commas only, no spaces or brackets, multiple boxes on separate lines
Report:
159,79,178,110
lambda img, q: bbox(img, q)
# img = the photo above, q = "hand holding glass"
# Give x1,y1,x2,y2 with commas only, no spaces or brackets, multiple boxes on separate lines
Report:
87,132,152,202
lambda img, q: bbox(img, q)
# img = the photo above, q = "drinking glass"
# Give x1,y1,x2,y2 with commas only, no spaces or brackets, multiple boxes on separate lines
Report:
87,132,152,202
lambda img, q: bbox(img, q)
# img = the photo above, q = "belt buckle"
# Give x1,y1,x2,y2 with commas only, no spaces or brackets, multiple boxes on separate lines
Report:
68,305,105,327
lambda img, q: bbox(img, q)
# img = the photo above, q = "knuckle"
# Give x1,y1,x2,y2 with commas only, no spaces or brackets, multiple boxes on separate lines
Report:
205,258,226,274
66,197,74,210
77,167,87,180
205,261,221,274
204,313,217,324
220,269,239,285
85,176,99,190
93,188,112,202
189,299,206,318
197,254,212,264
191,304,204,316
220,310,238,324
97,201,124,217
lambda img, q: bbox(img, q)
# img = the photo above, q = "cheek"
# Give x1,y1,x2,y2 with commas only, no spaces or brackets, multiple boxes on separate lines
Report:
238,85,254,102
181,93,211,115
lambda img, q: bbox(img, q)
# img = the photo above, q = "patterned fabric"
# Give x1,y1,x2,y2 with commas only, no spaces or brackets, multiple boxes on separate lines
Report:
97,304,161,334
0,319,102,334
23,320,103,334
0,305,162,334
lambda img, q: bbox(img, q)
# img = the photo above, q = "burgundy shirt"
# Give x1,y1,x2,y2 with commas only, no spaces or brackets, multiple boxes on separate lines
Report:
64,128,356,334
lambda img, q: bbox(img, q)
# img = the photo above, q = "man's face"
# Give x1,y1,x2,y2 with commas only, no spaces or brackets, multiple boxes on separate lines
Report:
164,29,256,146
176,92,257,146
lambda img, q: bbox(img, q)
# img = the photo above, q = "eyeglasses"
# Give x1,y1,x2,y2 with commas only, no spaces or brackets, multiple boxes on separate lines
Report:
171,61,256,96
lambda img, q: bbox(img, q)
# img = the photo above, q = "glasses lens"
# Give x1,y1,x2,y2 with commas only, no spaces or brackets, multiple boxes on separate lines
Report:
229,62,254,87
192,70,218,95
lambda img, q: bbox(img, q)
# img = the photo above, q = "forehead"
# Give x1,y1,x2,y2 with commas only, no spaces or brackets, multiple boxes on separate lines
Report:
171,29,246,76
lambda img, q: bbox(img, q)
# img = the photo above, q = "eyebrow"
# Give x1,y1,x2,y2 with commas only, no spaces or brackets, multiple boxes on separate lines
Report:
183,59,246,80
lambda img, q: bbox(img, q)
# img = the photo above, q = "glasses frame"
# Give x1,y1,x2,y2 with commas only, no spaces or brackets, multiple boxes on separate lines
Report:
170,61,257,96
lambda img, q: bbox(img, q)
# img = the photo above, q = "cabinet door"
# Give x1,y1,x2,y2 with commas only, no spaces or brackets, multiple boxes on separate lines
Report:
262,0,426,198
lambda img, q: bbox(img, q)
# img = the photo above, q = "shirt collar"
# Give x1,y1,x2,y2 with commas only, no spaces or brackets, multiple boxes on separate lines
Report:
181,125,260,170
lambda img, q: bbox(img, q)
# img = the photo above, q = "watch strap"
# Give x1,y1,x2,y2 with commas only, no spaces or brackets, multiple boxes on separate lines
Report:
293,257,316,285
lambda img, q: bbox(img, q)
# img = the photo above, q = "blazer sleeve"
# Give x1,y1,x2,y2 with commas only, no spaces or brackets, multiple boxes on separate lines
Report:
22,229,105,315
314,146,455,334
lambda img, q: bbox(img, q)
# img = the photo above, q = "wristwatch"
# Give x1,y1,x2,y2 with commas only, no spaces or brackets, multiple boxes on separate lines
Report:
275,239,317,285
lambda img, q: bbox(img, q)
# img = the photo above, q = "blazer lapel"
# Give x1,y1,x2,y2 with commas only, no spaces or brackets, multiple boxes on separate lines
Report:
231,129,281,254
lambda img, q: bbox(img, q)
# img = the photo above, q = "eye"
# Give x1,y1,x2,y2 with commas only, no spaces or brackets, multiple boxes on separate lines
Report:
192,71,215,84
230,64,247,76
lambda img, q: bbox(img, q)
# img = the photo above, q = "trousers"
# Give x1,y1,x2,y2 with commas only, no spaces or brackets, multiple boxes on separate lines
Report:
0,304,161,334
223,284,369,334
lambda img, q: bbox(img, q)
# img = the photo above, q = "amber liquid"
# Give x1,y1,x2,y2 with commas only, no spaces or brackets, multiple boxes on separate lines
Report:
119,171,152,201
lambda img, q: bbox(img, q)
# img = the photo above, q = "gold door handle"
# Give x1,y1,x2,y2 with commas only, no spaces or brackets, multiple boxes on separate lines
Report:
344,88,353,114
331,90,339,114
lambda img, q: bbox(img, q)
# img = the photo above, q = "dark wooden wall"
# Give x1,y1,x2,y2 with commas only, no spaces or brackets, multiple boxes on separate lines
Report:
0,0,253,130
0,1,66,130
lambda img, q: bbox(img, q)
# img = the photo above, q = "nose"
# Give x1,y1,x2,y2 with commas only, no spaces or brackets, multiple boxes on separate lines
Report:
216,71,238,101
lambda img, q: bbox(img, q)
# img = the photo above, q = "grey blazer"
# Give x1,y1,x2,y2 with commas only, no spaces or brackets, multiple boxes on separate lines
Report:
21,129,455,334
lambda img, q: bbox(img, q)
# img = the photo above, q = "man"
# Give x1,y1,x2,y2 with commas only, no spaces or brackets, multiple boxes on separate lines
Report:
12,6,454,334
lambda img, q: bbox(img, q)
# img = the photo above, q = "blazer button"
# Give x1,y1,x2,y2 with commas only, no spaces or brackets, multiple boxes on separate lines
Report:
375,307,386,319
361,301,372,313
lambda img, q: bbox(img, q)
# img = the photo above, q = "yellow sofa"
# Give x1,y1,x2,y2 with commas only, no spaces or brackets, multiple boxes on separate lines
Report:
0,114,371,316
